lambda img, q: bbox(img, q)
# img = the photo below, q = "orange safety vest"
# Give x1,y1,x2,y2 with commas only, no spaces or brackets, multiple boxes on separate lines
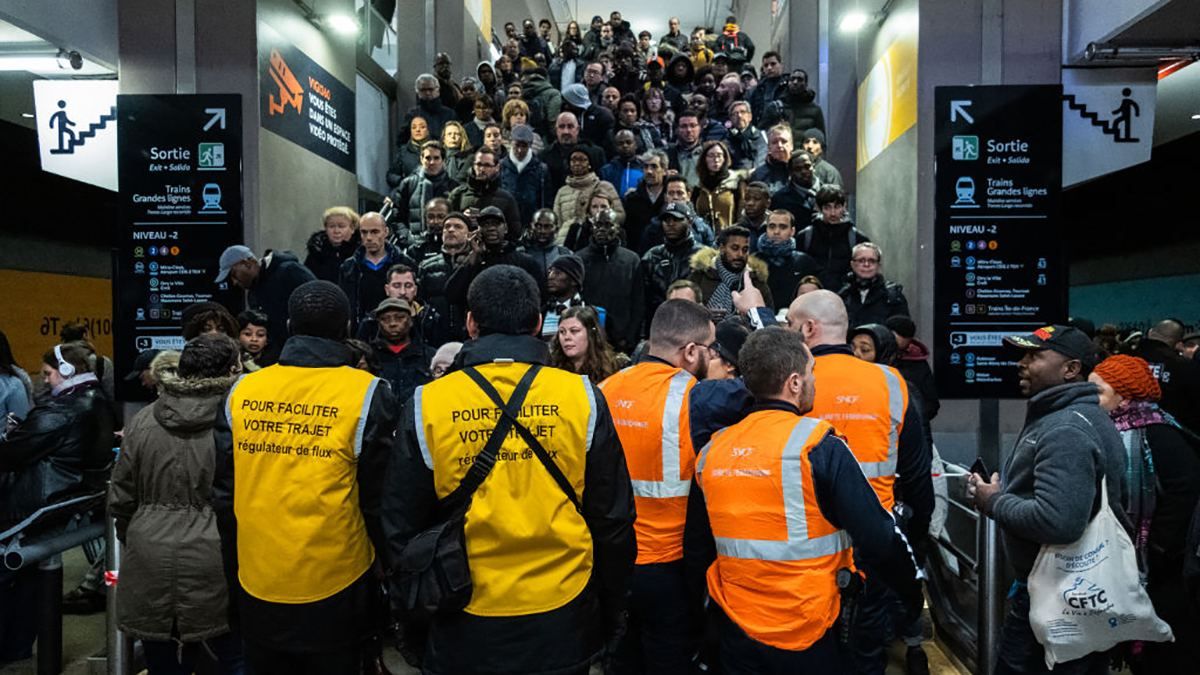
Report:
697,410,853,651
599,361,696,564
810,353,908,510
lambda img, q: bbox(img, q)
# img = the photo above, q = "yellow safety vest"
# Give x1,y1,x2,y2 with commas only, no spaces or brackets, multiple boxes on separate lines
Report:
413,361,596,616
227,364,379,604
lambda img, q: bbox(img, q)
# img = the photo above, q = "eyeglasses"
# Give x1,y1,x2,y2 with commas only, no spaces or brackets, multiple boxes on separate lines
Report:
473,162,496,168
852,257,879,265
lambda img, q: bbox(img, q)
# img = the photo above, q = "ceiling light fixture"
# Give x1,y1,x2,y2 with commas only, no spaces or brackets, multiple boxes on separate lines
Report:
839,11,869,33
323,13,360,35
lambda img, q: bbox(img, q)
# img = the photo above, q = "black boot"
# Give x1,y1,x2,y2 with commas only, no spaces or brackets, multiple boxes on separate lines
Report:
905,645,930,675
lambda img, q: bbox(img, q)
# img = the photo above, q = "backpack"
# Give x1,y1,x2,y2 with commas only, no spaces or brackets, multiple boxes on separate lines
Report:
801,225,858,251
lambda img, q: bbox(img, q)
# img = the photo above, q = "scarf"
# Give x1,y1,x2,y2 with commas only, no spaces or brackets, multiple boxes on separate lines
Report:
756,233,795,262
1111,399,1177,585
508,147,533,173
707,255,743,313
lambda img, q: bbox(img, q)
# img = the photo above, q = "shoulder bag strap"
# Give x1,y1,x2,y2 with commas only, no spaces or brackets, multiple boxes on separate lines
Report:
463,366,583,513
440,363,542,514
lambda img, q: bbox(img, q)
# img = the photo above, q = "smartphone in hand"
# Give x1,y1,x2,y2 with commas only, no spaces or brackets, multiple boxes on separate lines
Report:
971,457,991,483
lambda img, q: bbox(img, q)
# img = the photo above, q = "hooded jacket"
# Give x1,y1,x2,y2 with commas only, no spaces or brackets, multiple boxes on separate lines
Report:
304,230,361,283
693,170,747,231
770,88,826,139
837,272,910,328
663,54,695,112
520,71,564,138
641,235,703,329
109,352,238,641
448,174,525,241
895,340,939,422
686,247,773,317
0,374,115,527
578,239,645,351
986,382,1130,580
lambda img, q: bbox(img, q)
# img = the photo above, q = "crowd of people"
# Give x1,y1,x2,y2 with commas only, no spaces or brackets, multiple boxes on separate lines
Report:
2,10,1200,675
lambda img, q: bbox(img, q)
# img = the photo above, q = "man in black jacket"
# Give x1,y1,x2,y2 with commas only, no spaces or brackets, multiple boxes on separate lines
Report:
216,244,316,364
837,242,911,328
368,298,434,403
213,281,397,674
578,209,644,352
769,151,821,227
622,151,668,255
382,265,635,674
641,203,704,334
562,84,616,158
1133,319,1200,432
387,140,458,246
399,74,456,144
447,147,524,242
445,206,544,310
797,185,871,290
417,212,472,344
756,210,820,309
747,51,784,127
338,213,416,334
542,112,607,193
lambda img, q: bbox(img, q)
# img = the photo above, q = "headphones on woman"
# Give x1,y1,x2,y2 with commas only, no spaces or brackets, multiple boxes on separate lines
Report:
54,344,76,378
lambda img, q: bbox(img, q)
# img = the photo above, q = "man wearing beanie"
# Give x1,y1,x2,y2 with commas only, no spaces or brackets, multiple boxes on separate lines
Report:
1089,354,1200,672
213,280,399,674
801,128,843,188
541,253,589,340
968,325,1129,674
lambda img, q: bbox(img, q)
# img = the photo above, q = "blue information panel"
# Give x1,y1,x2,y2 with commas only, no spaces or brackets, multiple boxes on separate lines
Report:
115,94,243,401
258,22,356,172
933,85,1065,399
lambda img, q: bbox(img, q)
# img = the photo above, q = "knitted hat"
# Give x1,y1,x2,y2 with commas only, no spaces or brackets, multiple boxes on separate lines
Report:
802,128,827,149
1093,355,1161,402
885,315,916,339
714,317,750,369
548,254,585,288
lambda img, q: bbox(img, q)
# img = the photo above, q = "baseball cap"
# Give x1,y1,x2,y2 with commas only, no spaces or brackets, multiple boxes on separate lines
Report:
215,245,254,283
511,124,534,144
478,206,506,223
374,298,413,316
124,349,161,382
661,202,691,220
1003,325,1095,364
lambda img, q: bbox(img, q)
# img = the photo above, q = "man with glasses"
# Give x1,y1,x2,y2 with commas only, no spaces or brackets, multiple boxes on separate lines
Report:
725,101,766,170
667,112,705,188
448,147,524,242
599,299,716,674
837,242,909,327
388,141,459,247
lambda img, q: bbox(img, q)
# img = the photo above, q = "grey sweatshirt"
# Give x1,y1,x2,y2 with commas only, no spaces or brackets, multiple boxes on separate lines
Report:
986,382,1129,580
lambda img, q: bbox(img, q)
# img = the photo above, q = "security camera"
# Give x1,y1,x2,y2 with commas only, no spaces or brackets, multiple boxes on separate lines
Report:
56,49,83,70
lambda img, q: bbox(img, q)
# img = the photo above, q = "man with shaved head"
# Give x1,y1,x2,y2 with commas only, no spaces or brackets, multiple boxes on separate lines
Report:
1133,318,1200,431
541,112,605,192
784,289,931,674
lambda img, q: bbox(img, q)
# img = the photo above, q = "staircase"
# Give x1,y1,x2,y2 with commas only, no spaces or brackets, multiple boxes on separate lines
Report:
1061,93,1119,137
72,106,117,148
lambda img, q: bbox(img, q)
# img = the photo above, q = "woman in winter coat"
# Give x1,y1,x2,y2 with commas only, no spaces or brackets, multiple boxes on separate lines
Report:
692,140,746,231
441,121,474,184
0,342,116,663
385,116,431,188
1089,355,1200,674
108,336,246,674
303,206,361,283
0,330,31,425
552,149,623,244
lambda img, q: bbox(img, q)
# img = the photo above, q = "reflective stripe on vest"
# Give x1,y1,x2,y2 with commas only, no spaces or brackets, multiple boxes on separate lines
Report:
700,417,852,561
697,409,855,652
227,365,378,604
600,362,696,564
413,363,596,616
630,370,693,499
856,364,905,479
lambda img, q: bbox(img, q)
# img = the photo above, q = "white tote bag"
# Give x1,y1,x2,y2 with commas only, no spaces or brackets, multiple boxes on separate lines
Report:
1027,477,1174,669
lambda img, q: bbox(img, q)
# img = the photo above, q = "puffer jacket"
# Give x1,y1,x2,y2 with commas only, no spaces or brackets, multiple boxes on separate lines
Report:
552,173,624,244
685,247,773,317
304,230,361,283
388,169,459,244
837,272,911,328
520,72,563,138
109,352,237,641
0,373,115,527
448,175,525,241
755,233,821,309
385,139,424,189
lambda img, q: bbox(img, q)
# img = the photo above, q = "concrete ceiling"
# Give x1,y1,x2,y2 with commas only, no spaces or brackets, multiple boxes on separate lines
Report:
1110,0,1200,46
